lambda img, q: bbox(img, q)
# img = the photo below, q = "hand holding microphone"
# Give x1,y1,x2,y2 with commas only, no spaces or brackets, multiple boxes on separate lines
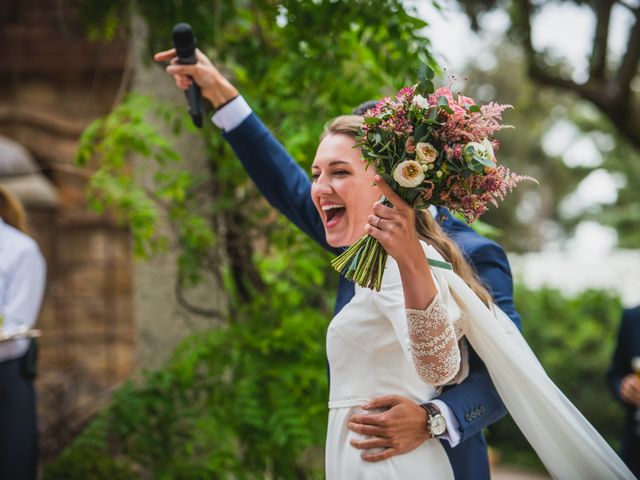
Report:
154,25,239,120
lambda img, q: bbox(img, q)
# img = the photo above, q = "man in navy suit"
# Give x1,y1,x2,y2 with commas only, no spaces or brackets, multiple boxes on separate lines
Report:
157,48,522,480
607,306,640,476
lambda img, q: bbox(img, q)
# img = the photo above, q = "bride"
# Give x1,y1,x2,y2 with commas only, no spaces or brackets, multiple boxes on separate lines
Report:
315,116,632,479
156,49,634,479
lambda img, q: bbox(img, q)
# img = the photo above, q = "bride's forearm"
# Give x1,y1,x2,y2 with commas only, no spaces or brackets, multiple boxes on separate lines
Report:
397,247,460,386
396,247,438,310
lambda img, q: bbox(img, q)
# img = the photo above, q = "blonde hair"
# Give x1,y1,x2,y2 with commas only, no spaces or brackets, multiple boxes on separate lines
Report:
322,115,493,306
0,187,28,233
320,115,363,141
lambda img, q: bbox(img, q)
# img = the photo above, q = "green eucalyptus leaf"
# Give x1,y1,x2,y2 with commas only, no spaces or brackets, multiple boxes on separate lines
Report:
469,159,485,173
414,123,428,141
418,62,435,80
423,79,435,94
447,162,461,173
437,96,449,108
415,78,435,96
473,154,495,167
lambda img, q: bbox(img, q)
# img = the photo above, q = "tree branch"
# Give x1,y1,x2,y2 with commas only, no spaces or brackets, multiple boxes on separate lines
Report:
513,0,534,58
527,65,585,93
224,209,266,304
590,0,614,80
615,7,640,101
462,0,640,150
615,0,638,14
175,276,226,319
515,0,586,96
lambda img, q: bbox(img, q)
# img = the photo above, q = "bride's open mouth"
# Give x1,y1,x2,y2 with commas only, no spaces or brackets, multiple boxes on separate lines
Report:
322,204,346,228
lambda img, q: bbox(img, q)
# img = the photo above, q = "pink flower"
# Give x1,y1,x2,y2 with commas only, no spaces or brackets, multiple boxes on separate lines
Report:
457,95,475,107
405,136,416,154
397,86,415,103
429,87,455,105
421,181,435,201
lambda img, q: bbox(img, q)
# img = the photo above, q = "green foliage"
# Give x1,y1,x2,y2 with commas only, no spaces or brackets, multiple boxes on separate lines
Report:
488,284,624,470
568,104,640,249
75,94,210,267
45,229,335,479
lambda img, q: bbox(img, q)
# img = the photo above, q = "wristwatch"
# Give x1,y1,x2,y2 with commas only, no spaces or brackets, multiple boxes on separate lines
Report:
421,403,447,437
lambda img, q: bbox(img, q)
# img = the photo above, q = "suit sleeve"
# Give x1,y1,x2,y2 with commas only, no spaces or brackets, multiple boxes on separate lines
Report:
606,311,631,405
223,113,336,253
436,240,520,443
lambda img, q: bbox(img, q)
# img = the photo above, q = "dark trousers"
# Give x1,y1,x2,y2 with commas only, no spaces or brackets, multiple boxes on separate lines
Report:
621,422,640,478
0,346,38,480
442,430,490,480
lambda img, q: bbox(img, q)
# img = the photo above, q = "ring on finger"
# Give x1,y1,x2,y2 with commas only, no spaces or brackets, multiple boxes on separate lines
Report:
374,216,382,228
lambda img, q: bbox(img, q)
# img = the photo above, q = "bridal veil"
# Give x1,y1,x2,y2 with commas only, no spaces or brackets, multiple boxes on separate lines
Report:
442,268,635,480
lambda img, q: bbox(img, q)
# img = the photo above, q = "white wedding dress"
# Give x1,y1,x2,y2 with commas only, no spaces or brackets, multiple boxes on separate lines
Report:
326,241,465,479
325,241,634,480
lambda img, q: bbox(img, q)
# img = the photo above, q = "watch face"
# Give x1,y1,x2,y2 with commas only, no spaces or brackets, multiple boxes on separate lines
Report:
430,414,447,436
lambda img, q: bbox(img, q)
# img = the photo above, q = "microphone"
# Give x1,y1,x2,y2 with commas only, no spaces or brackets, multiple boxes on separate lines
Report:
172,23,203,128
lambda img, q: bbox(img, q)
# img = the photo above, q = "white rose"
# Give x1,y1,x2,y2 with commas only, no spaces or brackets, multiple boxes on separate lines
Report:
481,138,496,163
463,140,495,165
415,142,438,164
412,94,430,109
393,160,425,188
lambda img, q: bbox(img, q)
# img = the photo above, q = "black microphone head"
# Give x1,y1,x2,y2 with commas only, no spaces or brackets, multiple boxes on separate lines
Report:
173,23,196,59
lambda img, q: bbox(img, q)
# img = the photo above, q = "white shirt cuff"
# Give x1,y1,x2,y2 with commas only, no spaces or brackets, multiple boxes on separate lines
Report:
211,95,252,132
430,399,462,447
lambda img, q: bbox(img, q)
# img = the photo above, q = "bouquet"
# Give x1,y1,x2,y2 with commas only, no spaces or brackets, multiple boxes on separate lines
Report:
331,71,535,291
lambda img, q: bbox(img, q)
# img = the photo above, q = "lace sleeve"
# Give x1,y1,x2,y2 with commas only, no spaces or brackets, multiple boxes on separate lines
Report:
406,293,461,386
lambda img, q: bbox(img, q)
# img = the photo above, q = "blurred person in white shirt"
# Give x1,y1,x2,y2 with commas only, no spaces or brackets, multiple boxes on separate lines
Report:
0,186,46,480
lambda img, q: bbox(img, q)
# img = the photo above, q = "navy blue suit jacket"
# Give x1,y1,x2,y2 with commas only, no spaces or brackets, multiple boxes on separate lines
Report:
224,113,522,480
607,306,640,475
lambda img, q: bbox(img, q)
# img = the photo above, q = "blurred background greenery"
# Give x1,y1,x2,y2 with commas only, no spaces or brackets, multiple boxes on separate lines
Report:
2,0,636,477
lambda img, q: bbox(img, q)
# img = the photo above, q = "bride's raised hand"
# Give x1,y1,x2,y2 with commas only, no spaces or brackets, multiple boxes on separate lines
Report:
366,175,438,309
153,48,238,108
365,175,422,267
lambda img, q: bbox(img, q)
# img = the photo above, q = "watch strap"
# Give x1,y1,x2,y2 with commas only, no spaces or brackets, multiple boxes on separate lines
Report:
420,402,446,437
421,402,441,417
